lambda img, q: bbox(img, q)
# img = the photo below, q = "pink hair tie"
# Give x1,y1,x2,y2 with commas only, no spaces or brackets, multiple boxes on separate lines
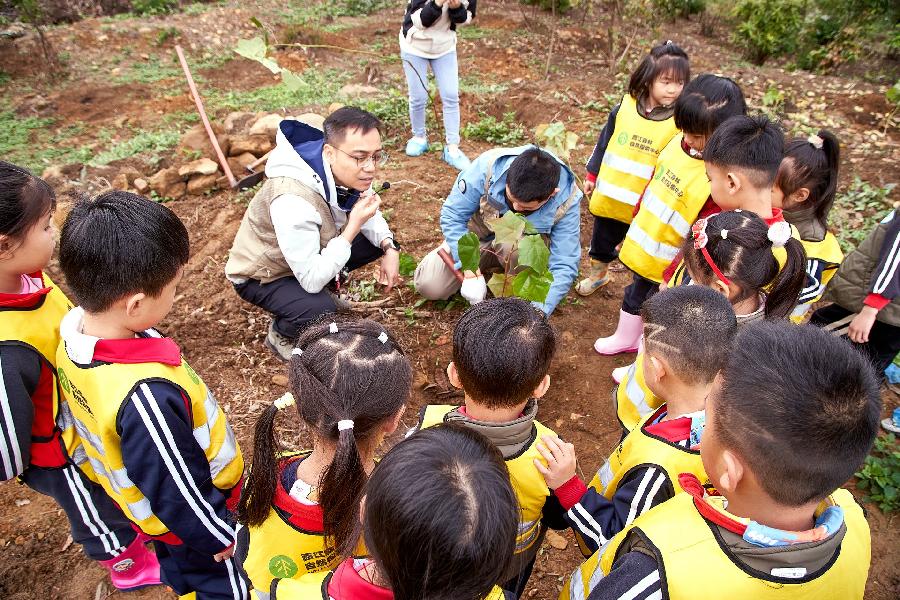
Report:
691,218,731,287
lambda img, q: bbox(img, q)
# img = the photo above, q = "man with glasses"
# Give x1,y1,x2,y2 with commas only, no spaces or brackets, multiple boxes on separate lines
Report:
226,107,400,360
414,146,582,315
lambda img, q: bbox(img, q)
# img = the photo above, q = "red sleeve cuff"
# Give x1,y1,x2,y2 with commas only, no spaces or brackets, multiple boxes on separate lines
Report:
864,293,890,310
224,476,244,513
553,475,588,510
585,172,597,184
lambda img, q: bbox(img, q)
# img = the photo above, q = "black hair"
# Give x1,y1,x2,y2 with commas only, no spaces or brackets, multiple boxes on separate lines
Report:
775,130,840,229
703,115,785,188
59,191,189,313
323,106,383,146
364,423,518,600
237,316,412,557
640,285,737,383
713,321,881,505
506,148,561,204
674,74,747,138
0,160,56,241
452,298,556,409
682,210,807,320
628,40,690,101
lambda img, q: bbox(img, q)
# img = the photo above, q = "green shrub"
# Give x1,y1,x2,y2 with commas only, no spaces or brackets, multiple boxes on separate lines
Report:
131,0,179,15
519,0,572,13
462,112,526,145
731,0,807,65
652,0,706,19
856,434,900,513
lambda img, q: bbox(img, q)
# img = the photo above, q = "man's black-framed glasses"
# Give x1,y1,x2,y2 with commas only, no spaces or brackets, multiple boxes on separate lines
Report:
334,146,389,168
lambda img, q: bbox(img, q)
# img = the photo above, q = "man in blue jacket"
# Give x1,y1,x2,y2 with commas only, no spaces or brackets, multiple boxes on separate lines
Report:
414,146,582,314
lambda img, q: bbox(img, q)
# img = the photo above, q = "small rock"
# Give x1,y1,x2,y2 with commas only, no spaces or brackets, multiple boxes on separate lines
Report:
15,535,26,545
111,173,129,191
180,124,231,158
37,532,44,540
271,374,289,387
186,174,219,195
297,112,326,129
339,84,380,97
53,200,73,229
229,135,273,157
223,111,256,134
165,182,187,200
149,167,186,199
232,152,259,170
545,530,568,550
133,178,150,194
327,102,345,115
249,113,283,138
179,157,220,177
14,499,30,507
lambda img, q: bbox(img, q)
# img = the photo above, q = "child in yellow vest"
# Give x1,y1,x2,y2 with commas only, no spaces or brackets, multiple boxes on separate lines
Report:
411,297,566,597
773,130,845,321
55,192,247,599
235,317,411,597
616,210,808,431
536,286,737,559
271,424,516,599
564,321,878,600
597,74,746,355
577,41,689,295
0,163,162,591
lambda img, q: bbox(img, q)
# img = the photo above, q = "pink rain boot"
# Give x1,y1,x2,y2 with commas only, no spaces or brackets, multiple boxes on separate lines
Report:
594,310,643,355
611,365,630,384
99,535,162,591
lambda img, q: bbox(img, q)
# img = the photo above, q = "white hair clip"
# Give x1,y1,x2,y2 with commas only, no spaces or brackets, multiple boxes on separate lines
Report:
329,322,339,334
273,393,295,410
807,134,824,149
767,221,792,248
291,348,303,357
337,419,354,431
720,229,729,240
378,331,389,344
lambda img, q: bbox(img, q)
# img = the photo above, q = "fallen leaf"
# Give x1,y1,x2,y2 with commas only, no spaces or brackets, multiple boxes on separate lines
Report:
60,535,73,552
15,499,30,507
271,374,289,387
546,530,569,550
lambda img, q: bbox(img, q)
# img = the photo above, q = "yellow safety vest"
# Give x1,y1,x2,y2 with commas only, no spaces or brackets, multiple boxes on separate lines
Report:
619,135,710,283
614,352,663,432
576,406,705,556
563,488,870,600
272,568,509,599
55,343,244,536
419,405,553,555
791,232,844,322
242,453,342,597
0,274,80,469
590,95,680,223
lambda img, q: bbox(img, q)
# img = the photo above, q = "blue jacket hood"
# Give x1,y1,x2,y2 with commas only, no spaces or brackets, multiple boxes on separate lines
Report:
279,120,331,203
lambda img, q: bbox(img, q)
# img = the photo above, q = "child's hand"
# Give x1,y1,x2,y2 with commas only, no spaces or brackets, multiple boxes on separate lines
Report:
213,545,235,562
583,179,595,196
848,305,878,343
534,435,577,490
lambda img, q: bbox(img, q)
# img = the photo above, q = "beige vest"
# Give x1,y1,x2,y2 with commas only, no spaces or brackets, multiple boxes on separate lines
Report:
225,176,341,284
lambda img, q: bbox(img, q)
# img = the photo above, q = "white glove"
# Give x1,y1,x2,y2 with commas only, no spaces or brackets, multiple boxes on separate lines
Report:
460,275,487,305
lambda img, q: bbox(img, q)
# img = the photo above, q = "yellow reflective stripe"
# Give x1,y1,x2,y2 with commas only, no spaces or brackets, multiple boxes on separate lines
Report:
624,367,652,417
641,189,691,238
595,180,641,206
516,519,540,551
209,422,239,479
602,151,655,180
626,222,680,262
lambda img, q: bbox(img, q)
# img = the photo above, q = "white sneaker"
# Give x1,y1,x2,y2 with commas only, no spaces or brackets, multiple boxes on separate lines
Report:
265,322,294,362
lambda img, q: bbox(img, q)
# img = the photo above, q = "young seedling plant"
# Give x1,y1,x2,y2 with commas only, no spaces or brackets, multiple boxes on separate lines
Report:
456,211,554,304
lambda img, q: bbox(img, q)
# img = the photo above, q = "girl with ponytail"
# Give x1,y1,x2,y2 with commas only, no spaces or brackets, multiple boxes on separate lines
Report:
678,210,807,322
773,130,845,320
235,316,412,596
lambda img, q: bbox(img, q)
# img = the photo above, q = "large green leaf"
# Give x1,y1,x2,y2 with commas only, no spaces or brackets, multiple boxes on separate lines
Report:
517,235,550,274
234,37,280,74
398,252,417,277
281,68,304,92
487,273,512,298
487,211,527,246
512,269,554,303
457,232,481,273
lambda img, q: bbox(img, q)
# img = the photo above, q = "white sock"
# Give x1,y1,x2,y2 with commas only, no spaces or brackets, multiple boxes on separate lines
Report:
447,144,459,155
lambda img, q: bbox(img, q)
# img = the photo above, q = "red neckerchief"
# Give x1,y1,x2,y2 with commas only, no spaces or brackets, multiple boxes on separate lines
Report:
764,208,785,225
678,473,747,536
272,455,325,532
0,271,52,308
643,405,692,443
328,558,394,600
92,336,182,366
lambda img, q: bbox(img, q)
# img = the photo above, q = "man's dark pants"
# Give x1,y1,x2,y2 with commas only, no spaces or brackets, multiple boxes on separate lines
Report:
233,234,384,341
